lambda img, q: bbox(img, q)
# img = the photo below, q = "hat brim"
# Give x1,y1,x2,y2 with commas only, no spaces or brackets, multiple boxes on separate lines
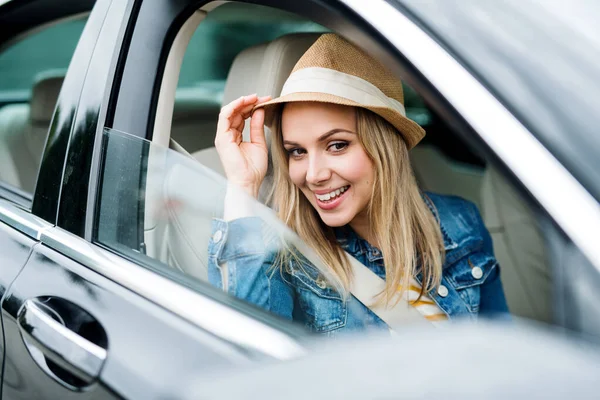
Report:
253,92,425,150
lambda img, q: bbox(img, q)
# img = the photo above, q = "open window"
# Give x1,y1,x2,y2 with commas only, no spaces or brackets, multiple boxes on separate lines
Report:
95,0,599,338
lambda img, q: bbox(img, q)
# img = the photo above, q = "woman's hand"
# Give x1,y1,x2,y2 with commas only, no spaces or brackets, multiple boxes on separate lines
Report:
214,94,272,198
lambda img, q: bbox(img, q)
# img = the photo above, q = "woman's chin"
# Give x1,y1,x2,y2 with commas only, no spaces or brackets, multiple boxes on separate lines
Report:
318,212,352,228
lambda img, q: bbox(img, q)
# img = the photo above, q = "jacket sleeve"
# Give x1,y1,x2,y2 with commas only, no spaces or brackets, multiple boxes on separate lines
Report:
470,203,511,318
207,217,295,320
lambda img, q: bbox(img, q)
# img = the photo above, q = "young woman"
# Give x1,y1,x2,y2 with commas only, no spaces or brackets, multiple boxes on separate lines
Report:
208,34,508,334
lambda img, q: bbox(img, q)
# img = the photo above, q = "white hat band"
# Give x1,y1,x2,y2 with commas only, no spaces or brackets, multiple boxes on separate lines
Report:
280,67,406,117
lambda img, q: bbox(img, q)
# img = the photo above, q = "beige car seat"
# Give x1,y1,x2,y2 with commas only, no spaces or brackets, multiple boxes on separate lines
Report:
0,71,63,193
411,145,552,322
192,33,321,175
410,144,484,211
147,33,320,281
480,167,552,323
170,87,221,153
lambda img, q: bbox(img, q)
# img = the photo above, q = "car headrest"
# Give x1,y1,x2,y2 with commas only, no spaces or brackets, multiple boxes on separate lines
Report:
222,42,270,106
258,32,322,101
30,71,65,124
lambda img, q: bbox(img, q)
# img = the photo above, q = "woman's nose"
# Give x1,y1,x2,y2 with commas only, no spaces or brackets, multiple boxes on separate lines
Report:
305,155,331,185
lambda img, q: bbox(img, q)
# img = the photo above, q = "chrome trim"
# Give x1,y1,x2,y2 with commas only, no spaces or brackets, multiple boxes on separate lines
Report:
40,226,306,360
0,199,53,240
342,0,600,269
18,299,107,383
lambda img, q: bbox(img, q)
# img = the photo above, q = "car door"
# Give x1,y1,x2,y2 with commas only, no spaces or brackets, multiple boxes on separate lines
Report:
0,0,94,393
0,0,308,399
0,207,44,396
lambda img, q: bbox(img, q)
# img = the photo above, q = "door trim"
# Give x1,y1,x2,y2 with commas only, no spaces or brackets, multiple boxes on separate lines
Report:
40,225,306,360
0,199,52,240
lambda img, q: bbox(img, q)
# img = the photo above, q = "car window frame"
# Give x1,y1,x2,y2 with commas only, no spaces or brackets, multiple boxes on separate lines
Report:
0,0,309,370
55,0,600,350
65,0,390,357
43,0,315,359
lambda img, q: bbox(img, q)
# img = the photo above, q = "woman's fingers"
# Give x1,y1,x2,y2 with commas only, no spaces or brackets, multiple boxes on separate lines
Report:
248,96,272,145
216,94,272,147
237,95,272,120
249,108,266,145
219,94,258,121
216,94,257,146
221,94,272,122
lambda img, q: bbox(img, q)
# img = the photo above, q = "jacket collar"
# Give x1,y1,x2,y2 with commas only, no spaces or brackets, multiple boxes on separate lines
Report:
334,193,461,267
335,225,384,263
421,193,458,252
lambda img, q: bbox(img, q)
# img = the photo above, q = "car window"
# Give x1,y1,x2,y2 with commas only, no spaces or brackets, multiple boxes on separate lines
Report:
93,2,596,341
0,16,87,199
94,127,352,327
0,17,86,102
94,2,494,336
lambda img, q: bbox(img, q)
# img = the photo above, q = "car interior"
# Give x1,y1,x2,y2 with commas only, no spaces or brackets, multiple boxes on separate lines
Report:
0,2,552,327
0,70,65,193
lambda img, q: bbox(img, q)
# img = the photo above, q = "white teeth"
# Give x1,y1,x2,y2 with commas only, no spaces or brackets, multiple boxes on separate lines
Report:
316,186,349,201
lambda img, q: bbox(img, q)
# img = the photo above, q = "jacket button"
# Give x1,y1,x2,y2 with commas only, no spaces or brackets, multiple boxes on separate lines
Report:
437,285,449,297
316,278,327,289
471,266,483,279
212,230,223,243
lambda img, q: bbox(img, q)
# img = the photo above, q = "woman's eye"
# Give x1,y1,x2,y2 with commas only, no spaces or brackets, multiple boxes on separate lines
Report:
286,148,305,157
328,142,348,152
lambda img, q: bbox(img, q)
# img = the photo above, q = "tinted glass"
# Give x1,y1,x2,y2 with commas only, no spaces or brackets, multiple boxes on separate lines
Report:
396,0,600,200
0,18,86,99
94,127,352,329
0,17,86,197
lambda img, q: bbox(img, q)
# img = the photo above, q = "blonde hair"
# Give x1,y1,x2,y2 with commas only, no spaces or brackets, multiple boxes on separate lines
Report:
270,106,445,306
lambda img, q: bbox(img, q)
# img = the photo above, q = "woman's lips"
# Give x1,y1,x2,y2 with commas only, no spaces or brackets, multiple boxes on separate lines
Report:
315,186,350,211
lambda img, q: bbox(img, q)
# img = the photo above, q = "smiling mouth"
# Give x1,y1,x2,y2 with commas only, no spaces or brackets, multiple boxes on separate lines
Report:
315,185,350,202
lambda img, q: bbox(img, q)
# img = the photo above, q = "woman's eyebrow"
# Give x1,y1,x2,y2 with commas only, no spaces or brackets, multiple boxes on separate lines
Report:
283,128,355,146
318,128,355,142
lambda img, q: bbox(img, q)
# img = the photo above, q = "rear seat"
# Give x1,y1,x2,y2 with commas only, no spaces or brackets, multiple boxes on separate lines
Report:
0,71,63,193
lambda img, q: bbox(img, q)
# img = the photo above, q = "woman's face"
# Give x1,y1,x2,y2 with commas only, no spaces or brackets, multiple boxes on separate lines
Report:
281,102,375,229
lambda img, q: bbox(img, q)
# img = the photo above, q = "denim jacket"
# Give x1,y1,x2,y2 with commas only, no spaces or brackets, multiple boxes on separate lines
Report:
208,193,509,334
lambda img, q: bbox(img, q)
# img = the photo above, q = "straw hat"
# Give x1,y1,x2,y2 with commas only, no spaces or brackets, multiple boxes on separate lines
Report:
254,33,425,149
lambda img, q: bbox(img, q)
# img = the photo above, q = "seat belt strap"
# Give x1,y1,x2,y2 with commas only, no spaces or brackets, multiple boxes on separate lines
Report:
346,252,428,331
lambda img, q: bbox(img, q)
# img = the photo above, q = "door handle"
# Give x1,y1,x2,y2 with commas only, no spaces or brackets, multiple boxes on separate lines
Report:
17,299,107,385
